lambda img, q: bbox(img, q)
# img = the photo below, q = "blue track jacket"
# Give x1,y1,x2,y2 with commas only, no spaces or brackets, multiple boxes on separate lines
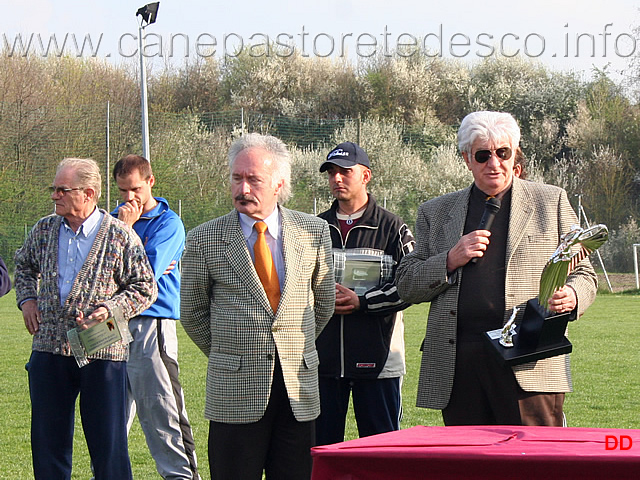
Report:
112,197,185,319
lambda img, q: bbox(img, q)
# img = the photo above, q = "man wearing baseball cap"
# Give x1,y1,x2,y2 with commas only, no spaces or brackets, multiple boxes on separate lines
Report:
316,142,415,445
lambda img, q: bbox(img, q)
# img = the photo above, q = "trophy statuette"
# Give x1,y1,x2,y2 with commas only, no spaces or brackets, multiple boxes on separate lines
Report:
486,223,608,365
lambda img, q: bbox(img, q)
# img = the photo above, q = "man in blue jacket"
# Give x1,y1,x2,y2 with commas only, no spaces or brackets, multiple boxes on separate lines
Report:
113,155,199,479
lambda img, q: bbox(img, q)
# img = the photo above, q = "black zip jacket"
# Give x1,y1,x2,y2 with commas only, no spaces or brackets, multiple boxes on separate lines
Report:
317,194,415,379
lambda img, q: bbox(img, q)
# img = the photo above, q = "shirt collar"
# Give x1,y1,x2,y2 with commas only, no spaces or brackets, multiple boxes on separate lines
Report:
238,207,280,240
62,207,101,237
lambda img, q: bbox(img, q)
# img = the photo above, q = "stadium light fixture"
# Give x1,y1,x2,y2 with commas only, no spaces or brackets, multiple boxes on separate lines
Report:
136,2,159,160
136,2,160,26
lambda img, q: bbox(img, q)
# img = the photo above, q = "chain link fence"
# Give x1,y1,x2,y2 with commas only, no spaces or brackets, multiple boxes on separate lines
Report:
1,102,454,272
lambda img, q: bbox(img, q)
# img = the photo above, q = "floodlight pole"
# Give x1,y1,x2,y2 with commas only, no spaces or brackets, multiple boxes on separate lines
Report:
139,22,150,161
634,244,640,290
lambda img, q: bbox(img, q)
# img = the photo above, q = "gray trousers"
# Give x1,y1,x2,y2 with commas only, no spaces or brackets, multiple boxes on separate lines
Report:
127,317,199,480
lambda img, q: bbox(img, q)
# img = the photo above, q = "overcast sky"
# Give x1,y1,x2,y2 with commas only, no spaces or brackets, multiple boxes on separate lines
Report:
2,0,639,82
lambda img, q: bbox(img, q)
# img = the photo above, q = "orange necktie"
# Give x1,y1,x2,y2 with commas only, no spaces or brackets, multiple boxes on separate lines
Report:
253,221,281,313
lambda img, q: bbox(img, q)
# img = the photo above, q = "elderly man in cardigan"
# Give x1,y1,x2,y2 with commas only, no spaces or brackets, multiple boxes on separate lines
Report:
15,157,157,480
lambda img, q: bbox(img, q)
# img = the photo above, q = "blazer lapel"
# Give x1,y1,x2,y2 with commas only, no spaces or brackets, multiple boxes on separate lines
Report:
443,187,471,249
222,212,273,312
279,208,304,313
506,178,534,265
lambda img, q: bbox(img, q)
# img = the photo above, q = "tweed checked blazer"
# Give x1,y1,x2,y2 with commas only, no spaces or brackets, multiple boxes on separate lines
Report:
396,177,597,410
180,206,335,424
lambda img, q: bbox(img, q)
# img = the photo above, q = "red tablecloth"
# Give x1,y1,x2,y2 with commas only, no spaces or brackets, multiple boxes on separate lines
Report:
311,425,640,479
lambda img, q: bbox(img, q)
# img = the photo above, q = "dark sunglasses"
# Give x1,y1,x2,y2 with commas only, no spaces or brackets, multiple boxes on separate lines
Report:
474,147,512,164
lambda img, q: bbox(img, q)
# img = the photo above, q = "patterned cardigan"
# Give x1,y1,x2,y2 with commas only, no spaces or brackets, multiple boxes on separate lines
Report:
14,210,157,362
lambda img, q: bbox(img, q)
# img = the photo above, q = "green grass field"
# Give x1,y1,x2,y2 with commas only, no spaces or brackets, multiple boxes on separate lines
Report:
1,292,638,479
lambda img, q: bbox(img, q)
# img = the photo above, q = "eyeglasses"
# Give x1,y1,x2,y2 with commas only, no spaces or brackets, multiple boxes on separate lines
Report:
49,186,84,195
474,147,513,164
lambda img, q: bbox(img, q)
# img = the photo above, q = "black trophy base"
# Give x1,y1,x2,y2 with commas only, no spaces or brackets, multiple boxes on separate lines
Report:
484,298,575,366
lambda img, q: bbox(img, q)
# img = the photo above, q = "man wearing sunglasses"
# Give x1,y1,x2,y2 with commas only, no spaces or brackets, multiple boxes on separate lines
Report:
396,111,597,427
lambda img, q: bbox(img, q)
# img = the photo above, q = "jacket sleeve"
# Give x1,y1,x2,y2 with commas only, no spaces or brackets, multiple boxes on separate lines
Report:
14,223,42,307
180,229,213,356
141,213,186,281
313,220,336,337
359,222,416,315
396,202,454,305
0,257,10,297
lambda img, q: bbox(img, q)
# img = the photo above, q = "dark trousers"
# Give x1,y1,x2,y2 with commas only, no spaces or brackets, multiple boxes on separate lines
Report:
208,357,315,480
442,341,522,426
28,351,132,480
316,376,401,446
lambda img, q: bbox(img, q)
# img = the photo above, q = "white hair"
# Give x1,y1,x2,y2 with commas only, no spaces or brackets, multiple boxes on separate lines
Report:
228,133,292,204
457,111,521,154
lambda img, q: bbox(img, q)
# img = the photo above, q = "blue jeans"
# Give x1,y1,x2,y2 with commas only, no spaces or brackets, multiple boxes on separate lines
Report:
28,351,132,480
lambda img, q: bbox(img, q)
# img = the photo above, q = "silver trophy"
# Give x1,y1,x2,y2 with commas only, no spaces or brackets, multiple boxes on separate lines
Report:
499,307,519,348
333,248,395,295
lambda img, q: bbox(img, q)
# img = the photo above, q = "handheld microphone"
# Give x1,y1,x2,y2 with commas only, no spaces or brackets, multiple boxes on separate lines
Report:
471,196,501,264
